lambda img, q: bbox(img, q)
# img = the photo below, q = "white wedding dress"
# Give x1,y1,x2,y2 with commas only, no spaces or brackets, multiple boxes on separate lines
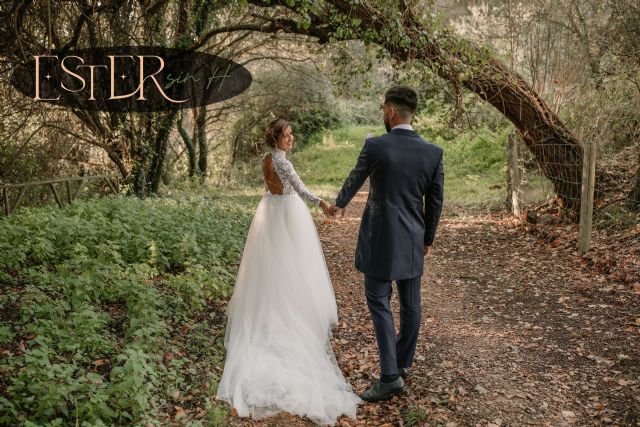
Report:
215,146,361,426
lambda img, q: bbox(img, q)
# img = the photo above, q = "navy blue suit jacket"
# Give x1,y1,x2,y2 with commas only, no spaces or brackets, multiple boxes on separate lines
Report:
335,127,444,280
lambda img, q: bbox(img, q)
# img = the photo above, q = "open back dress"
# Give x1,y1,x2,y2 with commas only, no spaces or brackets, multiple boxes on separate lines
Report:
215,146,361,426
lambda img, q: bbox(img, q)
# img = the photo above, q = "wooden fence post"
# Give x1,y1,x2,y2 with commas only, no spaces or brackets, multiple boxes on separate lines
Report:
507,133,522,216
66,180,72,204
578,140,597,254
49,183,63,208
12,187,28,214
105,176,117,194
3,188,8,216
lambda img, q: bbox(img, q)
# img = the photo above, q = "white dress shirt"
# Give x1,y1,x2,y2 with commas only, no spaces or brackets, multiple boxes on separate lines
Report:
391,123,414,131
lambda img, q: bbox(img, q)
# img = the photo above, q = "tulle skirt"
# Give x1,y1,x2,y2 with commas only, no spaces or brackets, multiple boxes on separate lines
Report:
215,192,361,426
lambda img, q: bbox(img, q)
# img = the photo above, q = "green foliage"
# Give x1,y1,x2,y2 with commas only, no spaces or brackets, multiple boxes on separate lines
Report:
229,65,344,163
289,104,341,145
403,405,429,426
594,202,640,229
0,193,252,425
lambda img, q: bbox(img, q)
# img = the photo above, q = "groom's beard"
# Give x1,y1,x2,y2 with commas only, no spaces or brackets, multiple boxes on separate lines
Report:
384,117,391,133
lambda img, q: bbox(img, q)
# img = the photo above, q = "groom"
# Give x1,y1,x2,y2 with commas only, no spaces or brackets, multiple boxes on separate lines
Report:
331,86,444,401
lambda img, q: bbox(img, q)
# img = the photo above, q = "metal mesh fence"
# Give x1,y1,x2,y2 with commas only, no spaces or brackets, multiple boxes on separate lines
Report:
506,132,598,252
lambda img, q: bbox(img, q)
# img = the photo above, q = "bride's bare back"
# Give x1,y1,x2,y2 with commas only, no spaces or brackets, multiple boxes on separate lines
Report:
262,153,284,195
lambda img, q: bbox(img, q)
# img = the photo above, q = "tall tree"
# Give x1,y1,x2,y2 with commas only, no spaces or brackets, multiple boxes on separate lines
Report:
232,0,608,213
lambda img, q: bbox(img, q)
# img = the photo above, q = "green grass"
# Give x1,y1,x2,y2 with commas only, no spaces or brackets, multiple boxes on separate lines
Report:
403,404,429,426
289,124,384,204
427,127,511,207
289,124,384,187
282,123,515,208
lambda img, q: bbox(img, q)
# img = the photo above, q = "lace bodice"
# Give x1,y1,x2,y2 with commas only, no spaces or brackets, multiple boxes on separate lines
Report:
263,147,321,207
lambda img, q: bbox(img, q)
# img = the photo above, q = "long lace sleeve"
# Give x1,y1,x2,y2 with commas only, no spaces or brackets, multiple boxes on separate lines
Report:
271,149,321,206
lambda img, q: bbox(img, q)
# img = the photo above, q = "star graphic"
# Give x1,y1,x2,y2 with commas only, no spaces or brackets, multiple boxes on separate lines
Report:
45,74,51,79
120,74,126,80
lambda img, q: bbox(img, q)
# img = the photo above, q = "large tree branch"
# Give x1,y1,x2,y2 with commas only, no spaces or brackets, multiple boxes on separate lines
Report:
187,17,334,53
237,0,607,213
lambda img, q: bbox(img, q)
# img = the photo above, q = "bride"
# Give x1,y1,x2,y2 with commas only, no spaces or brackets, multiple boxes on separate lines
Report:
215,118,362,425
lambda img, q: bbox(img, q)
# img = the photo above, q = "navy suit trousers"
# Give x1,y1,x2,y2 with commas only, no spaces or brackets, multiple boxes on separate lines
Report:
364,274,422,376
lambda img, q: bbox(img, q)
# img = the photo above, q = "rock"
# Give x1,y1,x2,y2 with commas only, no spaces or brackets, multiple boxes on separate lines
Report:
474,384,488,394
441,360,454,369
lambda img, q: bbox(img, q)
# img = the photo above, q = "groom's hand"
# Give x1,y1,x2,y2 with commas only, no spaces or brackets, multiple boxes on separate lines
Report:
424,245,431,256
320,200,335,217
330,204,345,218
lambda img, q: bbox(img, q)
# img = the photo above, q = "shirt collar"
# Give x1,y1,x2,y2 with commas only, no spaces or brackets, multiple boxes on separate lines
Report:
391,123,414,131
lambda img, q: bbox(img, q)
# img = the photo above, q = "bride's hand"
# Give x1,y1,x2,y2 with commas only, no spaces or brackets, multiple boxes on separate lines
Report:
319,200,334,217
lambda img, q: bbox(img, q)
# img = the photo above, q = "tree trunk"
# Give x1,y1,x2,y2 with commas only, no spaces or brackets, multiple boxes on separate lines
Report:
177,113,198,177
196,106,208,184
128,111,176,197
149,111,178,194
456,56,584,212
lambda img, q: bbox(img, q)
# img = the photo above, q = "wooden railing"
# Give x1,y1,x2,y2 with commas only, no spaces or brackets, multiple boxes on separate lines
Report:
1,175,120,216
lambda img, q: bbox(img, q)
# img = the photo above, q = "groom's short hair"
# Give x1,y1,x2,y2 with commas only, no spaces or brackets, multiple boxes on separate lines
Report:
384,86,418,117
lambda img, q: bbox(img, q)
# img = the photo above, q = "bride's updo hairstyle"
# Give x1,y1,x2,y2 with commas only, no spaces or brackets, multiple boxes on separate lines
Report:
264,118,291,148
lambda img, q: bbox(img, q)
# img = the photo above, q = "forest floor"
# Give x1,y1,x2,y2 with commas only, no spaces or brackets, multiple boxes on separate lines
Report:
230,182,639,427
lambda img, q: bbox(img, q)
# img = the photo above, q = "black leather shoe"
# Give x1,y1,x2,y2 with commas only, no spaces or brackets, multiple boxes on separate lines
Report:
399,368,409,380
358,377,405,402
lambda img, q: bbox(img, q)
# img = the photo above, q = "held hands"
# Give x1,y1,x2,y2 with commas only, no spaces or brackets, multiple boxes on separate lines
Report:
319,200,345,218
330,204,345,218
424,245,431,257
319,200,334,217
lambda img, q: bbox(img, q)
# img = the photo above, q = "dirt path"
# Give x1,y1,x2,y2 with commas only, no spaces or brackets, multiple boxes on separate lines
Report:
234,184,639,427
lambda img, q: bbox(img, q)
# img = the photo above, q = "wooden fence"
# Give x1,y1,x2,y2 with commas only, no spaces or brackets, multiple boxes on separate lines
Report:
1,175,120,216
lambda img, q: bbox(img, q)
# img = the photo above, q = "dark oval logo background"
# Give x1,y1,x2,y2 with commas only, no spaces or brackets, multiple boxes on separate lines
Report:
10,46,252,112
